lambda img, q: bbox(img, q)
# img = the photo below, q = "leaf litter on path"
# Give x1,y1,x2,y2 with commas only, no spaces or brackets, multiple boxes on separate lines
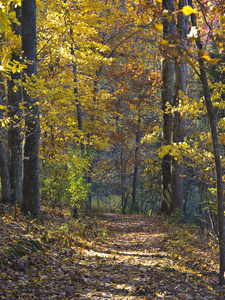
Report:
0,208,224,299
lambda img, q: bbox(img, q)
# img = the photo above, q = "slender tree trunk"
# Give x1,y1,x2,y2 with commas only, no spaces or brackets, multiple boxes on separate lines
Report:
183,180,190,216
71,37,91,214
72,53,91,211
160,0,175,213
199,182,205,233
85,78,99,212
86,163,92,210
76,99,84,150
0,87,11,203
21,0,40,216
73,62,83,151
121,139,126,214
70,29,84,152
188,0,225,285
85,74,101,211
7,4,22,204
171,0,188,217
199,58,225,285
131,138,140,212
0,142,11,203
201,60,225,285
132,115,141,212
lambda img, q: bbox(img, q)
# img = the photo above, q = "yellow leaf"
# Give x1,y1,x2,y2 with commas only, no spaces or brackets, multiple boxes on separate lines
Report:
13,85,18,93
153,23,163,31
202,55,211,61
182,6,197,16
160,39,169,45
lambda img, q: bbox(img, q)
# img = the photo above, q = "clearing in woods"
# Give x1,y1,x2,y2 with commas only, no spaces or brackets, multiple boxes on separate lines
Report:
0,211,224,299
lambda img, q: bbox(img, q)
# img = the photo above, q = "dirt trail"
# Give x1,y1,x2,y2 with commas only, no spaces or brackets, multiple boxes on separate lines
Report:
1,213,223,299
74,214,222,299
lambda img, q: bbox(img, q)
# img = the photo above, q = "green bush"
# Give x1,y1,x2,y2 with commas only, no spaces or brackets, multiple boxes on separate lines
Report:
40,150,90,213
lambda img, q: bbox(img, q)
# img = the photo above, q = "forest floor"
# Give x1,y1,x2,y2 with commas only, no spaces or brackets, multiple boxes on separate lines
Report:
0,206,224,299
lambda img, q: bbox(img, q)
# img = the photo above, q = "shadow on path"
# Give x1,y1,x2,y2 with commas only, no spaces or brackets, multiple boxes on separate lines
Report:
76,214,222,299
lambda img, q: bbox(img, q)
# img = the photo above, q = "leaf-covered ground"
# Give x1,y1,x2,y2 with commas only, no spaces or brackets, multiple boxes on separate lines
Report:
0,206,224,299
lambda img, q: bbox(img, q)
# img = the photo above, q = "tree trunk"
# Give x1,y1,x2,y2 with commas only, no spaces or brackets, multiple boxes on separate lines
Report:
199,57,225,285
70,28,84,152
0,142,11,204
171,0,188,217
0,87,11,204
85,75,101,212
121,139,126,214
160,0,175,213
199,182,205,233
200,55,225,286
70,33,92,213
86,164,92,211
7,4,22,204
21,0,40,217
188,0,225,285
73,62,83,151
132,115,141,212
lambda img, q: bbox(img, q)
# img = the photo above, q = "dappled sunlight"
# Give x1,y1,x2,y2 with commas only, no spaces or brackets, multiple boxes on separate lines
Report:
0,211,223,299
70,214,222,299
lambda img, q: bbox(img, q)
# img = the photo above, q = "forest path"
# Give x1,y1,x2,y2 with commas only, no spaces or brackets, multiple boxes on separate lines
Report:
75,214,221,299
0,211,223,299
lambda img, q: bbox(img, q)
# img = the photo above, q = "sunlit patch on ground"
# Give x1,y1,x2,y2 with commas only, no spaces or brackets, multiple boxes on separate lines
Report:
0,209,224,299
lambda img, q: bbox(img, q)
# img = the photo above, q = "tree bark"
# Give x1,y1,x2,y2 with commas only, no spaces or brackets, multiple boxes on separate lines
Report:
0,87,11,204
200,51,225,286
0,142,11,204
70,28,84,152
171,0,189,217
121,139,126,214
160,0,175,213
73,63,83,151
132,114,141,212
188,0,225,285
7,4,22,204
21,0,40,217
199,57,225,285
